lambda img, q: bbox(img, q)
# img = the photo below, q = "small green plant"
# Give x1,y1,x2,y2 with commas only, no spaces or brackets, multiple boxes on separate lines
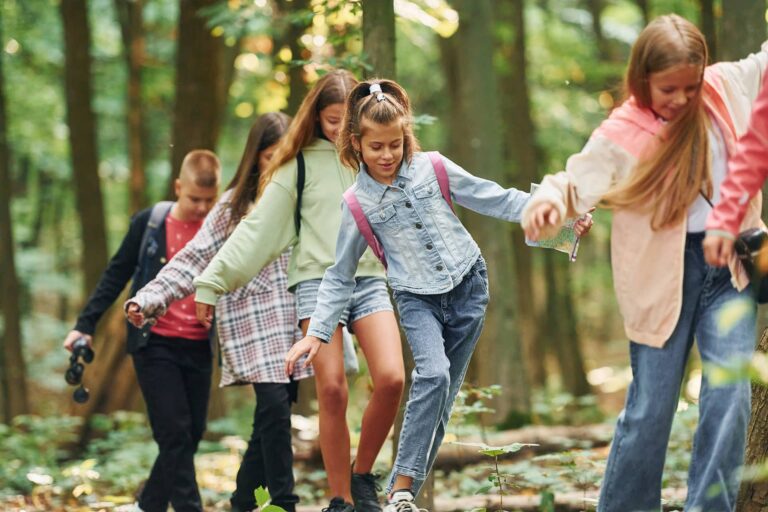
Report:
255,486,288,512
454,442,537,512
450,383,502,442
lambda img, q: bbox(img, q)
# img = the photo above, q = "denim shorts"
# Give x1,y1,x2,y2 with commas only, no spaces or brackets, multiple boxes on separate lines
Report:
294,276,393,331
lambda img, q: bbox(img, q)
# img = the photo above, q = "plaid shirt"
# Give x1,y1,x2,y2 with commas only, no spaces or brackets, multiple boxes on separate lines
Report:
129,189,312,385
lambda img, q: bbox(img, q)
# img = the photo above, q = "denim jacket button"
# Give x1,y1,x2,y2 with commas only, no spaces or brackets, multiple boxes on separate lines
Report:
405,201,412,208
379,211,386,219
415,223,423,229
436,264,443,271
160,257,167,264
426,243,433,250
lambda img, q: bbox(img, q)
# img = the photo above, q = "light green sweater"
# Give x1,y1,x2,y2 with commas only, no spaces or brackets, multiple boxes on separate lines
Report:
194,138,385,306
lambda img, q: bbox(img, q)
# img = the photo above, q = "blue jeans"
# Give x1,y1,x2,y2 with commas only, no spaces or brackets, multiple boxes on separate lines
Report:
387,256,489,494
598,233,755,512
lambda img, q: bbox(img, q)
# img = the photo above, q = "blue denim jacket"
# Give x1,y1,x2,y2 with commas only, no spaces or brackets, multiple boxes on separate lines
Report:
307,151,529,342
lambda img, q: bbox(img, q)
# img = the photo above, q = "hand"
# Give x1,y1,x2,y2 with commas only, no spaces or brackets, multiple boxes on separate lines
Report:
63,330,92,352
285,335,323,376
125,301,145,328
524,203,561,241
574,208,596,237
195,302,214,329
703,234,735,267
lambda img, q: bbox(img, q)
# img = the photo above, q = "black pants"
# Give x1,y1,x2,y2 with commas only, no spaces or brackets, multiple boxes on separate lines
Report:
132,334,212,512
230,382,299,512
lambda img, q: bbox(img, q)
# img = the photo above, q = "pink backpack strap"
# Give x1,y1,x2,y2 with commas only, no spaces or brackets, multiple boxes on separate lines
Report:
343,188,387,269
427,151,454,212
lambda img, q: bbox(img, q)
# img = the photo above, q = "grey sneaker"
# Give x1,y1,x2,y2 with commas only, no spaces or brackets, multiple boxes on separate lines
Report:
383,490,425,512
351,470,383,512
322,496,355,512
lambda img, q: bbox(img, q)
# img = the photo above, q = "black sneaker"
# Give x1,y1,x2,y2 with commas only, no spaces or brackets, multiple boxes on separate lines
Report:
351,470,383,512
322,496,355,512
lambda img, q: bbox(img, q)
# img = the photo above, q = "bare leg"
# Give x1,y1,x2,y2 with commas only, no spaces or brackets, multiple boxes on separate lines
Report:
351,311,405,473
301,320,352,502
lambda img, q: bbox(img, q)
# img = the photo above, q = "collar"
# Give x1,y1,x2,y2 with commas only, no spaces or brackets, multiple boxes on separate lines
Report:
357,159,412,203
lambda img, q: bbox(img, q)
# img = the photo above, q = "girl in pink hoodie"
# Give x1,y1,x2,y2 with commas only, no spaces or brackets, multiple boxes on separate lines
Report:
523,15,767,512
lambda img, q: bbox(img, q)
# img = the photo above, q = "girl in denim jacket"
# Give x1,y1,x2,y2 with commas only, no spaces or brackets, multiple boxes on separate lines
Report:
285,78,591,512
524,15,767,512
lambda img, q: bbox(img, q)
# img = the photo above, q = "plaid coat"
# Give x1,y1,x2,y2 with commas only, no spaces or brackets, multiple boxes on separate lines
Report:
130,189,313,385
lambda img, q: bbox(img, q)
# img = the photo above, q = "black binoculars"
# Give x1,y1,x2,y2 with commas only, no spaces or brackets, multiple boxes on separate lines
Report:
65,337,95,403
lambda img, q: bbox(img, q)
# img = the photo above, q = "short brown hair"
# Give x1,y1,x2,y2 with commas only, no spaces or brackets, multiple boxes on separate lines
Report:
337,78,420,170
180,149,221,188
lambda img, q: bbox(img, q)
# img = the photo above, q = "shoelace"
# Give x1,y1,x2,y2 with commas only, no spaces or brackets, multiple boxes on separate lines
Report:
389,499,427,512
322,500,350,512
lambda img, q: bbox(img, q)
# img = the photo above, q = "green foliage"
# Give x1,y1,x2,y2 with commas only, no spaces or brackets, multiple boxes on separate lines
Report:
531,390,604,426
255,485,288,512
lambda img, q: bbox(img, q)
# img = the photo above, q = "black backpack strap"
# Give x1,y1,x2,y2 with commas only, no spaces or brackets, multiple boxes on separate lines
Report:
139,201,174,259
295,151,305,235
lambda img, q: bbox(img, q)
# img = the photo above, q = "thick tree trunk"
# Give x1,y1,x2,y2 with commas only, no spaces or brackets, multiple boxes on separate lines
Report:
496,0,545,393
60,0,109,294
719,0,765,62
274,0,310,116
699,0,717,63
0,8,29,421
737,328,768,511
168,0,228,194
451,0,529,424
362,0,395,78
585,0,611,61
114,0,148,214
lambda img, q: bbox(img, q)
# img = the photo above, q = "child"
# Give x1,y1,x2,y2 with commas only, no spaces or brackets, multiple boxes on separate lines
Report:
193,70,405,512
704,71,768,266
63,150,221,512
285,78,542,512
523,15,767,512
124,113,310,512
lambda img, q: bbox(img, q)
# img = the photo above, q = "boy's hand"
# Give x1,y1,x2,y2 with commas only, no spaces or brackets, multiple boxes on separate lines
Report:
195,302,214,329
285,335,323,376
63,330,92,352
524,202,561,241
703,234,735,267
574,208,596,237
125,302,145,328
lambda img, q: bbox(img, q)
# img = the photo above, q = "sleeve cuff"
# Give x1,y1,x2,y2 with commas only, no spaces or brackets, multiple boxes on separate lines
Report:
306,324,333,343
705,229,737,241
194,286,220,306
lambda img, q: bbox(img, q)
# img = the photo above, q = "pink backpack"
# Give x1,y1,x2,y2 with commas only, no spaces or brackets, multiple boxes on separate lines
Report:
343,151,453,269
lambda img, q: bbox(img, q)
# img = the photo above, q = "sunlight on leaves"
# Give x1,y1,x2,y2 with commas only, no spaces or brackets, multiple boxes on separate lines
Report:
715,297,753,335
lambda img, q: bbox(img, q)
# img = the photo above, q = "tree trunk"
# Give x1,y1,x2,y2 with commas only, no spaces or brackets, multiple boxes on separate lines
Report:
0,6,29,421
543,252,591,396
451,0,529,424
719,0,765,62
168,0,228,194
737,328,768,511
496,0,545,393
699,0,717,63
114,0,148,214
362,0,396,78
274,0,310,116
584,0,611,61
60,0,109,294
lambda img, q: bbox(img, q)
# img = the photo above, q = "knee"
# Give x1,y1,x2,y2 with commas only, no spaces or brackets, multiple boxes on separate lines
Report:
375,371,405,400
414,365,451,393
318,380,348,414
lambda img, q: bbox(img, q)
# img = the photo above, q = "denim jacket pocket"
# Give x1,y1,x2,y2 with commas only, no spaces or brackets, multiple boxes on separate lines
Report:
413,178,441,210
369,204,400,232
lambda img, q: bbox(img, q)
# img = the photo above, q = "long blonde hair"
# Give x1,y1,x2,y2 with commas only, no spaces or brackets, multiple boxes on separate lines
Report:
337,78,420,170
601,14,710,230
256,70,358,198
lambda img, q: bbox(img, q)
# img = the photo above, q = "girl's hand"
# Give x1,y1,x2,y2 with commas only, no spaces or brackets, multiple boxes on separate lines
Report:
574,208,596,237
63,330,92,352
195,302,214,329
125,302,145,328
285,336,323,376
524,203,561,241
703,234,735,267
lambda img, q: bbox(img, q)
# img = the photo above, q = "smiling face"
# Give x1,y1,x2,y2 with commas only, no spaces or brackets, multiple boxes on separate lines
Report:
318,103,345,143
647,63,702,121
355,118,405,185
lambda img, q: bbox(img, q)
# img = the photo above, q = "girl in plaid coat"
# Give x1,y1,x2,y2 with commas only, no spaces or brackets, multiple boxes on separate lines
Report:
126,113,309,512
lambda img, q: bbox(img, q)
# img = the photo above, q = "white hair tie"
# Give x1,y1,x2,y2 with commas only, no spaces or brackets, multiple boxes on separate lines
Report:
369,83,386,102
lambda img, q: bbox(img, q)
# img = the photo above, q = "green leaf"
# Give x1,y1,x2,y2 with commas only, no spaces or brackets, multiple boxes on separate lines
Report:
255,486,271,508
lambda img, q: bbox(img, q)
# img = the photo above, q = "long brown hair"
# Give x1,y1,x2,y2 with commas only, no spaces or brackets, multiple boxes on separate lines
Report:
601,14,710,230
337,78,421,170
257,69,358,198
226,112,291,228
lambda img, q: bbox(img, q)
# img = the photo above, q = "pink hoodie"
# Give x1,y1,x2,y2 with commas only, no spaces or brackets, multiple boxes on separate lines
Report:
522,44,768,347
706,71,768,237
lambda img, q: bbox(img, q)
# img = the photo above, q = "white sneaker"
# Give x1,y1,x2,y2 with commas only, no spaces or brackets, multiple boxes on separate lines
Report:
383,490,425,512
114,502,144,512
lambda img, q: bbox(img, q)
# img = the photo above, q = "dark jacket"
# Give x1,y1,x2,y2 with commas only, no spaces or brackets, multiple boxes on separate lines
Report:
74,203,174,353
